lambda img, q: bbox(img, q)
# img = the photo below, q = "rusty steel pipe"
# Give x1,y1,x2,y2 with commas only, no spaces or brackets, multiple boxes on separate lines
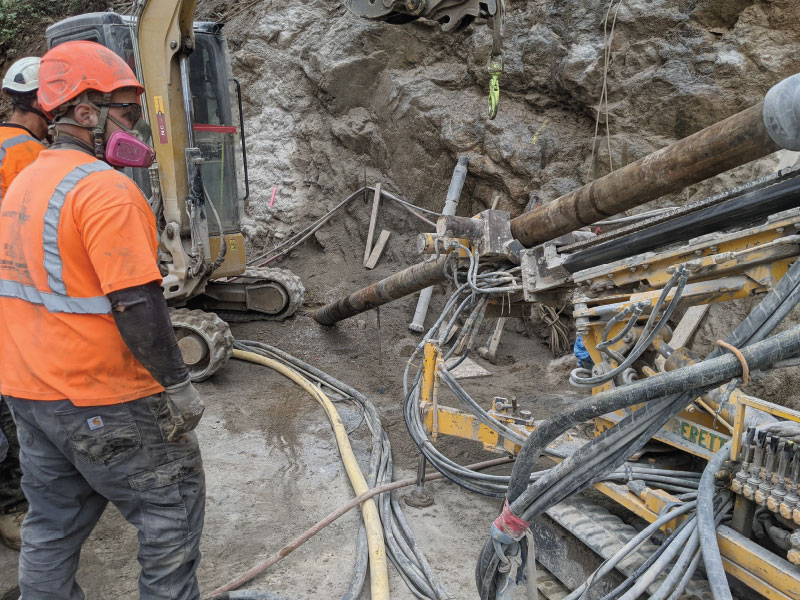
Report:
313,74,800,325
509,102,779,246
313,256,449,326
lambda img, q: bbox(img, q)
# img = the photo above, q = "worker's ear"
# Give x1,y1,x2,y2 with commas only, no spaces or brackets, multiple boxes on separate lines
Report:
73,102,99,127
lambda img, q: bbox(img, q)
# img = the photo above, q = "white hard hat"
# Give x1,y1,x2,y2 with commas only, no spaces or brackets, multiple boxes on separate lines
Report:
2,57,41,94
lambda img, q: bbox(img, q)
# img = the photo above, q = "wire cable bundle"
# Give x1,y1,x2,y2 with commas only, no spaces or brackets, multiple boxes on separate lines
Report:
233,341,452,600
401,255,708,500
474,257,800,599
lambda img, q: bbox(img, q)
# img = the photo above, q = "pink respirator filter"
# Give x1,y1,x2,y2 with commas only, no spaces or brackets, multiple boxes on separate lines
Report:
105,130,156,168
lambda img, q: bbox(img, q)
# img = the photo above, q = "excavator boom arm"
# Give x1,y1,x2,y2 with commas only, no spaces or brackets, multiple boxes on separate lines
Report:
136,0,197,229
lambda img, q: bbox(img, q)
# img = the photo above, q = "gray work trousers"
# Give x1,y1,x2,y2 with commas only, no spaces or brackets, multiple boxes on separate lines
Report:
5,394,205,600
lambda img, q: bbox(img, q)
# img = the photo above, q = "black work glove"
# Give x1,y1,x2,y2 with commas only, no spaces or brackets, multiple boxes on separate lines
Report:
163,378,205,441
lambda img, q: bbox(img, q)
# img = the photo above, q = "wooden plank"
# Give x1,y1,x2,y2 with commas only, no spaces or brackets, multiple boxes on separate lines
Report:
478,317,507,364
364,230,391,269
656,304,710,370
363,182,382,265
444,356,491,379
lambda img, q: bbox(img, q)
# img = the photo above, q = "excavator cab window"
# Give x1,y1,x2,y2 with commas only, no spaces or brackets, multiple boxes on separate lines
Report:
188,27,241,234
45,13,246,235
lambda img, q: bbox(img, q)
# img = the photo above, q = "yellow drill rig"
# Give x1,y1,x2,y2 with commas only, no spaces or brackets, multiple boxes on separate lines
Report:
314,73,800,598
46,3,306,380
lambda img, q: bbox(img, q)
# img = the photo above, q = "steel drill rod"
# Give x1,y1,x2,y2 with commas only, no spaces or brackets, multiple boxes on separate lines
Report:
510,103,778,246
313,256,449,326
409,156,469,332
313,81,794,326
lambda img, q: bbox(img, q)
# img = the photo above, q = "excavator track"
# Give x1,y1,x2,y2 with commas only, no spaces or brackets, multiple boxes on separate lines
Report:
536,494,712,599
212,267,305,323
169,308,234,382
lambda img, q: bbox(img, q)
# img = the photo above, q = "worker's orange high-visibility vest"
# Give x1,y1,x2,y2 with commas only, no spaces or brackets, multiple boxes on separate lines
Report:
0,147,164,405
0,124,44,201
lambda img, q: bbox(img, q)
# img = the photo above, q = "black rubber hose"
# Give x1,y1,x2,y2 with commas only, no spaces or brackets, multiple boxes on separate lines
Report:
402,368,514,496
664,501,730,600
236,341,451,599
709,256,800,359
697,440,733,600
598,303,640,349
506,392,677,503
476,400,694,593
651,498,731,600
439,368,527,446
520,398,674,516
598,515,696,600
478,326,800,596
571,268,688,387
508,315,800,505
527,387,717,520
344,525,368,600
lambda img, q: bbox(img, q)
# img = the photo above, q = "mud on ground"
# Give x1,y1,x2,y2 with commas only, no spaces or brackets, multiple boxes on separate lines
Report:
0,196,577,598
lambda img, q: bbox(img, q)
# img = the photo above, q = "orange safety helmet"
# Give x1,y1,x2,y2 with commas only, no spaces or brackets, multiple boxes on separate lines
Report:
38,40,144,113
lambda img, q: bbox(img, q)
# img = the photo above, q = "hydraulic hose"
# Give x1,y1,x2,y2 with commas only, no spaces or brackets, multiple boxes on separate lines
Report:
648,529,699,600
562,500,698,600
615,517,697,600
570,267,688,388
223,349,390,600
478,325,800,597
477,251,800,599
233,341,451,600
665,550,702,600
508,250,800,504
697,440,733,600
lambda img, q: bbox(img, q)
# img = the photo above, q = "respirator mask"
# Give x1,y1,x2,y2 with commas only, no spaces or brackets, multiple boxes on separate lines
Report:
101,103,156,169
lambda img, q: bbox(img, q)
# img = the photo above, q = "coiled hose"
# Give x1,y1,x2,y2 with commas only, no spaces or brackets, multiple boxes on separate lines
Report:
225,341,452,600
218,348,389,600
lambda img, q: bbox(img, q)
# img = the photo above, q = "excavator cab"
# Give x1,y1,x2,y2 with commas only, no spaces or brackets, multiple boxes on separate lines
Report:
45,12,247,238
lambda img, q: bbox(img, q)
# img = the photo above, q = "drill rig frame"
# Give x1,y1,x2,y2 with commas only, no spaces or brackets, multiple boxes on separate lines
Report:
316,72,800,599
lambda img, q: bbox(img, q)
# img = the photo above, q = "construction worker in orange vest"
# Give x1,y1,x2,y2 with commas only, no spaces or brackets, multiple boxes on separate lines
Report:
0,56,49,552
0,41,205,600
0,56,48,199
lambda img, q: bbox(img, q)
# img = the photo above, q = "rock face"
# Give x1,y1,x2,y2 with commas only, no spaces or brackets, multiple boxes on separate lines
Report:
211,0,799,246
210,0,800,406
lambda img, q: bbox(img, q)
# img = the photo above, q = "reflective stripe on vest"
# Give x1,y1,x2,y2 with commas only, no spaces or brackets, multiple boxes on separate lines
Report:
43,161,111,295
0,134,36,202
0,279,111,314
0,160,113,314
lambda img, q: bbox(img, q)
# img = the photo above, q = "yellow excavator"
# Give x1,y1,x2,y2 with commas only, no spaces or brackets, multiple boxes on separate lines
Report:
44,0,503,381
46,4,304,381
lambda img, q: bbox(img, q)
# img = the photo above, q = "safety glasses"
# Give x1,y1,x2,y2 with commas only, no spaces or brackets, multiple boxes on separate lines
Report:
95,102,142,125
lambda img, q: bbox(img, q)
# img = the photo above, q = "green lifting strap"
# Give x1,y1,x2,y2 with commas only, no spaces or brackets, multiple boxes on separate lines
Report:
487,0,505,120
488,59,503,120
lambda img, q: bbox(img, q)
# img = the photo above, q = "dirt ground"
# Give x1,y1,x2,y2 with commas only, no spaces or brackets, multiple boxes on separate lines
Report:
0,200,576,599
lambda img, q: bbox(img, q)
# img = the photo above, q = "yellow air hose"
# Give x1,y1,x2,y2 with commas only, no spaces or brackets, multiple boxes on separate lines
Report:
232,349,390,600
